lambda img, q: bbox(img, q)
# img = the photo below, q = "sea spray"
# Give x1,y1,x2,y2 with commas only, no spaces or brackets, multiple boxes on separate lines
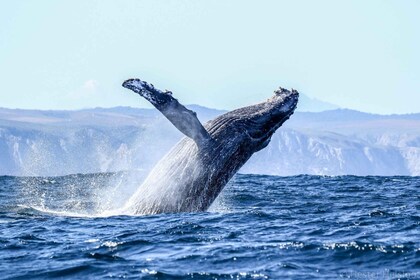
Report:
121,142,202,215
15,172,148,217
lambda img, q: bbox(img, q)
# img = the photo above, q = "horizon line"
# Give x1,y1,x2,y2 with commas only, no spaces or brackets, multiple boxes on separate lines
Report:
1,105,420,117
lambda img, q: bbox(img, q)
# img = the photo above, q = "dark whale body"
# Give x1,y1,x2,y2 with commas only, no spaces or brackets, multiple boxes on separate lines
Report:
121,79,299,215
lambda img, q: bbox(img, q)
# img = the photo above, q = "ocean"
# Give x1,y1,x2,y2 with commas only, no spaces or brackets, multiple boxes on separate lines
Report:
0,174,419,279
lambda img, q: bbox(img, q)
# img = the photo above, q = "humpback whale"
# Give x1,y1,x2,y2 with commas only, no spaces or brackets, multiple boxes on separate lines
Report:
121,79,299,215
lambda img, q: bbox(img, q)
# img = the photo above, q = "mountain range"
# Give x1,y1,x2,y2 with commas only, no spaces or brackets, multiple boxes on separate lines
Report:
1,96,419,176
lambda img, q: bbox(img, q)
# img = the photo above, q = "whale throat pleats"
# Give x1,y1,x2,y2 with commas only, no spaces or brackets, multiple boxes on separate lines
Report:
122,79,211,147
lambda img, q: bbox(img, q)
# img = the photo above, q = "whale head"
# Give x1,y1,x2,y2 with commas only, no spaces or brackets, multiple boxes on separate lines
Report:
207,87,299,151
250,87,299,141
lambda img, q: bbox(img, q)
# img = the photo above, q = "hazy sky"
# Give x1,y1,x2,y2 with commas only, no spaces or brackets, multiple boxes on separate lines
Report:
1,0,419,114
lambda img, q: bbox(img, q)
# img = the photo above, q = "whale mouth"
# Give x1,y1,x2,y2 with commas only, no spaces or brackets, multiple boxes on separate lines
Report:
270,87,299,111
245,87,299,144
264,87,299,126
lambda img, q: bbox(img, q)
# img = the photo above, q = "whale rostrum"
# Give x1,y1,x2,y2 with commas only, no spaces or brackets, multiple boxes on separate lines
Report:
122,78,299,215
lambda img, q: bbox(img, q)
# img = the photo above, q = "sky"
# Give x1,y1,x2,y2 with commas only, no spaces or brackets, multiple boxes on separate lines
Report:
0,0,419,114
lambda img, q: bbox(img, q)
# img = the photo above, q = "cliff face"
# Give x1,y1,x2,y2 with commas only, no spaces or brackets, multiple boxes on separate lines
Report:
1,107,419,176
242,129,418,176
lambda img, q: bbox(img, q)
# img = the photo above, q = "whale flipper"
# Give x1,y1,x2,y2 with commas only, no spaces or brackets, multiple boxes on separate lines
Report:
122,79,211,146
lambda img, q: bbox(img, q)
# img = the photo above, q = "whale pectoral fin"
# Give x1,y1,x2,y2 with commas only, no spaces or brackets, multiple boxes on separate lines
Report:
122,78,211,146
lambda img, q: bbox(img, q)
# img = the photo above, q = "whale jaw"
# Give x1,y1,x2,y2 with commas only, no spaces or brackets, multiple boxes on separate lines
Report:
214,87,299,146
257,87,299,138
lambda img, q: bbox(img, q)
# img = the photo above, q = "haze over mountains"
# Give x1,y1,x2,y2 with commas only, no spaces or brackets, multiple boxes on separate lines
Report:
1,94,419,176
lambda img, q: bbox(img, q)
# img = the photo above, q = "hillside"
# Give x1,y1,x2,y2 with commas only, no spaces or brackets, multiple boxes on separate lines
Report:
1,107,419,176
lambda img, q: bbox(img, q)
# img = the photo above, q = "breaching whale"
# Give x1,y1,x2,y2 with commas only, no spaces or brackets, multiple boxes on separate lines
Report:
121,79,299,215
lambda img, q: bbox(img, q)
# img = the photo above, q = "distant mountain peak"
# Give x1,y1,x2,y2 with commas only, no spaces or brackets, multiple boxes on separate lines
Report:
296,94,339,112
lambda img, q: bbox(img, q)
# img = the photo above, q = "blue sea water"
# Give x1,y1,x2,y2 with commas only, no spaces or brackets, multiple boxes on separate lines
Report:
0,174,419,279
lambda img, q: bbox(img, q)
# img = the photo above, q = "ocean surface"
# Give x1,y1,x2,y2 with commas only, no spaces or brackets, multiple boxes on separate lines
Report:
0,173,419,279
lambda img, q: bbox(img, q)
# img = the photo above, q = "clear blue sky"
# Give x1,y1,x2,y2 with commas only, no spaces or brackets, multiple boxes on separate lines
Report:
1,0,419,114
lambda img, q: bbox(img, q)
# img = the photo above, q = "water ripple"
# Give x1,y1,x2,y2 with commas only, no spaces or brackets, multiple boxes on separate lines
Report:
0,174,419,279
